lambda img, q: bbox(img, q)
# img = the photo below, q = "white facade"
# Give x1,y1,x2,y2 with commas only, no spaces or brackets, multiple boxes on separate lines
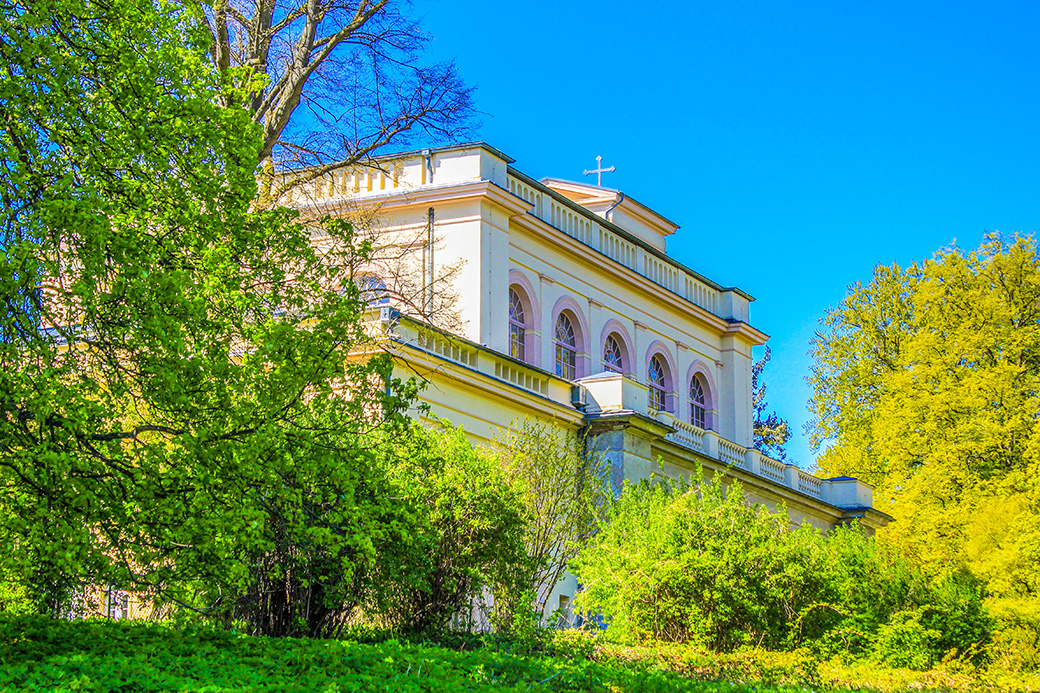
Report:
289,142,890,614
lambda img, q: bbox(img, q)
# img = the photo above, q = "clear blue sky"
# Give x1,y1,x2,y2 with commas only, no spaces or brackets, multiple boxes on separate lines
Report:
417,0,1040,468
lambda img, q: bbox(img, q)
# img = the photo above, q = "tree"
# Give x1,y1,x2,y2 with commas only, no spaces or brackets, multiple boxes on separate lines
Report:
752,346,791,461
370,423,529,635
0,0,421,631
807,234,1040,658
494,419,611,622
189,0,475,198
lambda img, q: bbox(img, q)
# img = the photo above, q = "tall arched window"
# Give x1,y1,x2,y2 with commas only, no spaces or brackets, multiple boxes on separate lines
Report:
689,374,708,429
648,355,667,411
508,288,526,361
603,335,624,373
554,313,577,380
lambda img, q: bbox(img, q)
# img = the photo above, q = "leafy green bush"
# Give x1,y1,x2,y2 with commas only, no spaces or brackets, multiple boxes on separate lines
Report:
368,423,530,636
572,474,821,650
871,609,940,670
573,472,993,667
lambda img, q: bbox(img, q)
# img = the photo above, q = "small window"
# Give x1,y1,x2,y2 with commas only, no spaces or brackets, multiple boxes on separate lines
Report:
689,375,708,429
648,355,667,411
508,288,526,361
554,313,577,380
359,276,388,306
603,334,623,373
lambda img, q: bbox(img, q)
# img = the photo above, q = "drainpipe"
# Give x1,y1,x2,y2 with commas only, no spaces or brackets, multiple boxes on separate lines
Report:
422,148,433,185
425,207,435,316
605,191,625,222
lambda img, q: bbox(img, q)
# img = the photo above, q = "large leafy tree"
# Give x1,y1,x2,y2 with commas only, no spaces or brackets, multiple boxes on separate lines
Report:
0,0,421,631
807,234,1040,644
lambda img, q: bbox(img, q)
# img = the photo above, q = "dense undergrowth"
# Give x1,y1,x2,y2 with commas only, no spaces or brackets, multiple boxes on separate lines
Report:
0,616,738,693
3,616,1040,693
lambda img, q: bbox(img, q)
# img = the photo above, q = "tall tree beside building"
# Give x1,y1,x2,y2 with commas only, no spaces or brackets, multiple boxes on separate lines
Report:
190,0,475,197
807,234,1040,659
0,0,432,628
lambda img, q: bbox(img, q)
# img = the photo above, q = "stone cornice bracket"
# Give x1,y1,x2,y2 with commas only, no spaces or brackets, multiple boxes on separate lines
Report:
634,320,647,331
715,360,724,369
676,341,690,351
584,410,675,440
539,273,555,285
588,298,603,309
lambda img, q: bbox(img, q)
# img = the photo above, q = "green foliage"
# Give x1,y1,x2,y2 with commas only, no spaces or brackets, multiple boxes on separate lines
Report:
871,609,941,670
807,234,1040,666
369,423,530,636
494,419,611,622
0,615,757,693
572,474,815,650
596,640,1040,692
573,473,992,667
0,0,423,634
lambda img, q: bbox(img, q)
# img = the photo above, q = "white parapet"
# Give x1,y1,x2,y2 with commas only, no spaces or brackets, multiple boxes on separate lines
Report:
579,372,649,414
821,477,875,509
575,373,877,512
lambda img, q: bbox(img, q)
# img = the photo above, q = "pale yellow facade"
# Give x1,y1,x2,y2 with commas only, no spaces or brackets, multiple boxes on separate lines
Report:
289,142,890,617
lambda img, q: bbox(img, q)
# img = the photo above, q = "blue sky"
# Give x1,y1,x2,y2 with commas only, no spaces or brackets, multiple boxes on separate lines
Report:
416,0,1040,467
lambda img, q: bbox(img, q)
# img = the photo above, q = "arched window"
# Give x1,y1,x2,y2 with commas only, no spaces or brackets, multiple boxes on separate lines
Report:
689,374,708,429
508,288,526,361
648,355,667,411
359,276,388,305
554,313,577,380
603,334,624,373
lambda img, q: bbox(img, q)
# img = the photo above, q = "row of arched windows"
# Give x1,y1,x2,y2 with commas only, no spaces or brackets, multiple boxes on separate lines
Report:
508,284,716,430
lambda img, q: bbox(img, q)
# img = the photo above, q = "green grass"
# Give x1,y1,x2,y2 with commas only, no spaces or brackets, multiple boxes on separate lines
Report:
0,616,756,693
2,616,1038,692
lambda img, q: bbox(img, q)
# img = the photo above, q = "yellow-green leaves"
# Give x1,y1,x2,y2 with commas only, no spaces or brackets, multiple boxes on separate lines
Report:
807,234,1040,660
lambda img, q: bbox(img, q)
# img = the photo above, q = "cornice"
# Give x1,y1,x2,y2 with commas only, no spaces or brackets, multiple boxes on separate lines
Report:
510,210,765,343
585,410,676,439
298,180,533,218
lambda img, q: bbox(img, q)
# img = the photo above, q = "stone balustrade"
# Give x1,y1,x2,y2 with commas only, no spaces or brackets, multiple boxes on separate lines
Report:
506,173,728,318
276,144,744,322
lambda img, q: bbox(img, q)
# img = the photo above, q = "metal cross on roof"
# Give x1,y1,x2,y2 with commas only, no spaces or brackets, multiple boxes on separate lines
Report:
583,155,615,187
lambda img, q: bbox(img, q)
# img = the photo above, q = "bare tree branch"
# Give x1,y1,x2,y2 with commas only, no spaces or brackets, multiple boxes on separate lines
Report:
198,0,474,191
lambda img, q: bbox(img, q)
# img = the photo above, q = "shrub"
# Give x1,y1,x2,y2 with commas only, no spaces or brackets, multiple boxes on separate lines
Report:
369,423,530,635
573,470,994,666
572,473,823,650
871,608,941,670
494,419,611,624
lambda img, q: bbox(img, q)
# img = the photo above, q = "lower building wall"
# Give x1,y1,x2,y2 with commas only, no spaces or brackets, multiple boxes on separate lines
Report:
392,350,866,626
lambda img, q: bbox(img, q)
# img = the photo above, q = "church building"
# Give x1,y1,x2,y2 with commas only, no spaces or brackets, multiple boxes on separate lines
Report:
288,142,890,615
